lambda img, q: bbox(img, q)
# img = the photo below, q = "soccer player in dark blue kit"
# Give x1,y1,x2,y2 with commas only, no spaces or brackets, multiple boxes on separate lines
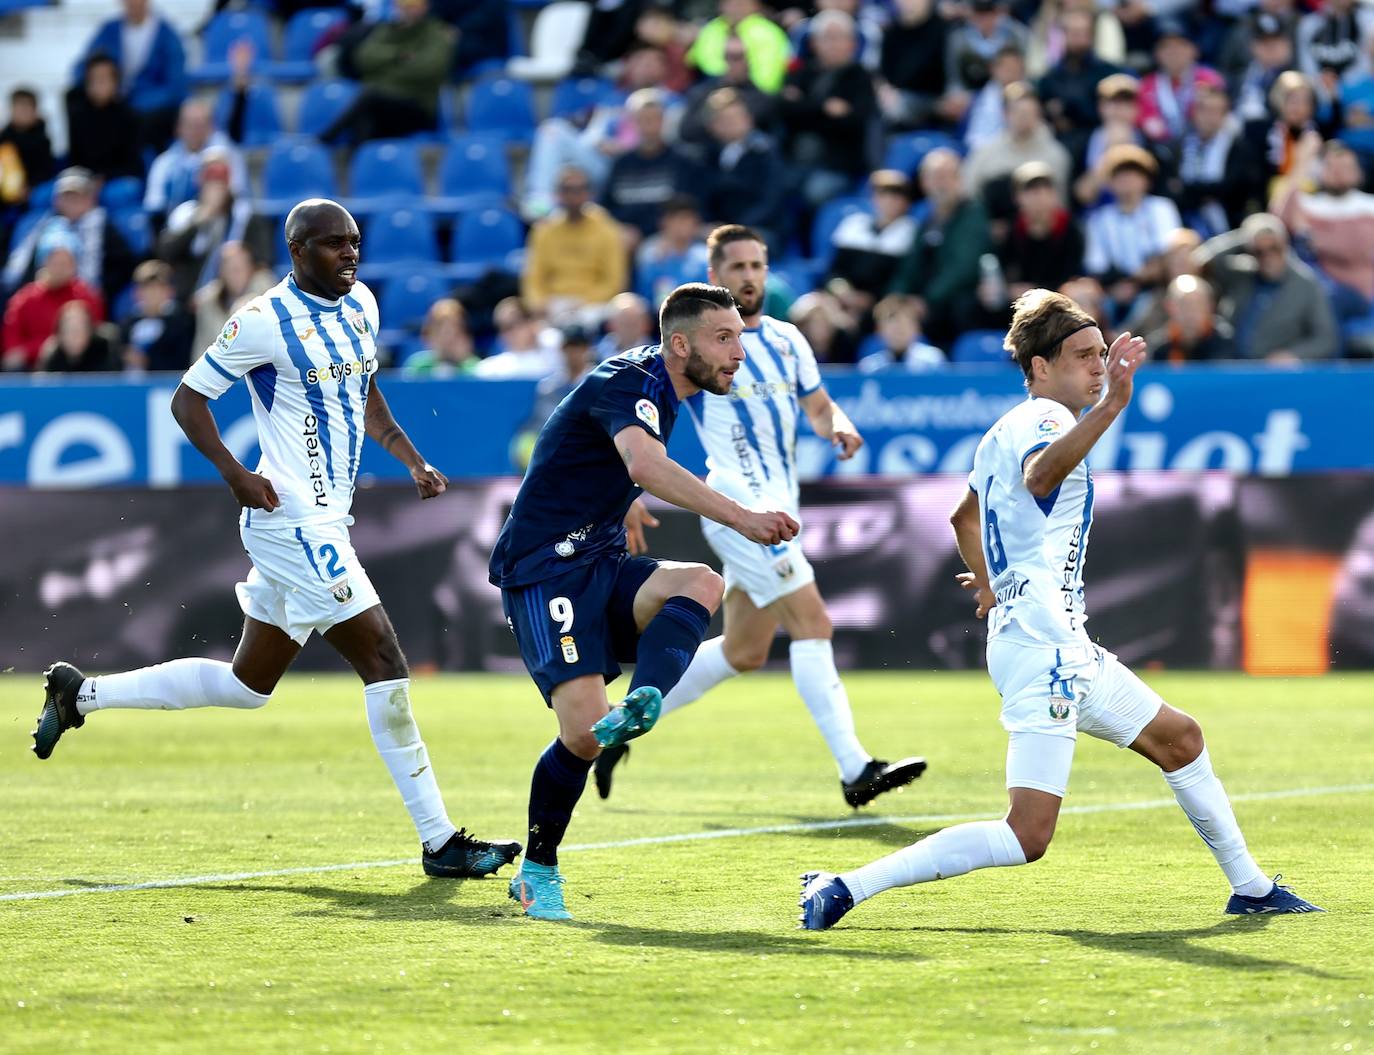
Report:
491,284,800,921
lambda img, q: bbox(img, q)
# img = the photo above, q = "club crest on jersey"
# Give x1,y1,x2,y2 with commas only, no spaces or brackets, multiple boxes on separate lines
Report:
216,318,239,350
1037,416,1064,438
635,398,660,436
1048,699,1072,721
560,635,579,663
347,310,370,336
330,579,354,604
555,540,575,558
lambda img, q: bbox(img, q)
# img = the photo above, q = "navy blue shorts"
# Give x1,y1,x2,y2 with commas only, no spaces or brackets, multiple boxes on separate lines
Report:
502,553,660,706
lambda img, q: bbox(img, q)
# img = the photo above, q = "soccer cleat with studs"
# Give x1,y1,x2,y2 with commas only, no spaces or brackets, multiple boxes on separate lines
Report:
31,662,87,760
1224,875,1323,915
591,686,662,749
798,871,855,931
508,862,572,921
422,828,522,878
842,756,928,808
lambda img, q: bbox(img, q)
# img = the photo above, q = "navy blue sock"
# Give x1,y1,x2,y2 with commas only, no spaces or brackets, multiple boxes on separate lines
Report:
630,596,712,697
526,738,594,866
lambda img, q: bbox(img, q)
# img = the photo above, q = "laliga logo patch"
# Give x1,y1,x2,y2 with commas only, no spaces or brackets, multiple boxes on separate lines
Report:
330,579,354,604
217,318,240,350
635,398,661,436
1036,416,1064,438
560,635,579,664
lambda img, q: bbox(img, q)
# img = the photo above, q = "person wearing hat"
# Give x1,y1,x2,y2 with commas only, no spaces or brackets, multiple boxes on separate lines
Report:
1138,18,1225,143
825,169,917,317
999,161,1086,306
1218,2,1298,84
1076,73,1148,207
2,225,105,371
1232,11,1298,126
1083,143,1183,312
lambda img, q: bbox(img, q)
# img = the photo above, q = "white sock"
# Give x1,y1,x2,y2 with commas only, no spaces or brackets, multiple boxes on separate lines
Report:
1162,747,1272,897
840,819,1026,905
80,660,269,715
364,678,457,850
660,636,738,717
789,638,870,783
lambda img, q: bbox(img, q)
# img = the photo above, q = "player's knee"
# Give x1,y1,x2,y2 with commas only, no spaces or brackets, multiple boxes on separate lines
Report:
1165,715,1205,770
682,566,724,613
726,638,769,673
562,729,601,761
359,636,408,683
1008,818,1055,863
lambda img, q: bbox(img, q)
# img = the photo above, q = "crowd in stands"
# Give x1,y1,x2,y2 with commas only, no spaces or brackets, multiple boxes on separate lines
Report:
5,0,1374,379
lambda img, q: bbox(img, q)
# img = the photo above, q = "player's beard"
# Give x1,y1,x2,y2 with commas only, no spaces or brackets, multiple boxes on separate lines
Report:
685,348,733,395
732,284,763,318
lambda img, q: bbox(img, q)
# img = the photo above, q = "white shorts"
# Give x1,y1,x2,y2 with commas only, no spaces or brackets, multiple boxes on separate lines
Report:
987,635,1164,798
236,522,381,645
701,516,815,609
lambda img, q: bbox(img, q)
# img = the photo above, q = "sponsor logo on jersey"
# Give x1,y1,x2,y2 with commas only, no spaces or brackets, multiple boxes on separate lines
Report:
330,579,353,604
560,635,579,664
216,318,240,350
305,357,378,386
298,325,316,342
303,412,328,507
1036,415,1064,438
635,398,661,435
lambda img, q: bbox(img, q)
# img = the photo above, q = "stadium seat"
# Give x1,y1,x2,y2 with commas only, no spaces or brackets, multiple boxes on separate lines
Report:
8,208,47,261
345,139,425,215
192,10,274,85
950,330,1010,365
271,8,349,81
110,209,151,256
448,207,524,281
99,176,144,210
364,209,440,276
431,135,511,214
466,75,537,144
215,85,282,148
507,1,591,81
378,269,448,336
296,79,361,140
256,138,337,216
549,76,615,120
26,179,54,210
882,131,962,177
811,196,869,263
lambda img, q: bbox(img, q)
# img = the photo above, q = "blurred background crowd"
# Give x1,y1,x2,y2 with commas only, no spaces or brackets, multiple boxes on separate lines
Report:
4,0,1374,383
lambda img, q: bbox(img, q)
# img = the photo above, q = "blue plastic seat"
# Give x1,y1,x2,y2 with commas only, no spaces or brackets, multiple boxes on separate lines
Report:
882,131,962,176
465,75,536,144
271,8,348,81
811,196,869,263
549,76,614,120
431,135,511,214
109,209,151,255
99,176,144,210
256,138,337,216
215,84,282,148
950,329,1011,365
296,79,361,139
364,209,440,270
378,268,448,332
448,207,524,281
346,139,425,214
193,10,274,85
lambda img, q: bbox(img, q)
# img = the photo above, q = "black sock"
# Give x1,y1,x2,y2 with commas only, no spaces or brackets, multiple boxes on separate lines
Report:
629,596,711,696
526,738,593,866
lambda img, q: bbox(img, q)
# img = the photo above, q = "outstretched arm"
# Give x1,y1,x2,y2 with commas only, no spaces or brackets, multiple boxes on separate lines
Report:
613,426,798,545
171,383,279,510
950,485,994,619
800,387,863,461
365,378,447,499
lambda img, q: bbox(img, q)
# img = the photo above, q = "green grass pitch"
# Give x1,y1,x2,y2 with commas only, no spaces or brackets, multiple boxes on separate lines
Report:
3,670,1372,1054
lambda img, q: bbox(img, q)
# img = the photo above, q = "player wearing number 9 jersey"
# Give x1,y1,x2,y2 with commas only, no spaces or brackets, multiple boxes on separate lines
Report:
799,289,1320,929
30,199,521,881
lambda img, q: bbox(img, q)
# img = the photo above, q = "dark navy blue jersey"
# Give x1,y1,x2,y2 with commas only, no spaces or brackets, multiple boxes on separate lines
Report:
489,346,679,588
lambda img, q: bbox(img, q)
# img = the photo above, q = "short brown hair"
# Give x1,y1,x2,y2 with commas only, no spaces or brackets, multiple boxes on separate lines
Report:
1005,288,1098,381
1102,143,1157,179
706,223,766,269
1003,80,1037,107
873,294,921,324
659,282,737,342
133,260,173,286
422,298,467,337
1097,73,1139,101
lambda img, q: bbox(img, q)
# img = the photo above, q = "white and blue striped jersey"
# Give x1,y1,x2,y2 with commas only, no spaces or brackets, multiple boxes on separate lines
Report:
971,396,1094,647
682,316,822,515
181,274,380,529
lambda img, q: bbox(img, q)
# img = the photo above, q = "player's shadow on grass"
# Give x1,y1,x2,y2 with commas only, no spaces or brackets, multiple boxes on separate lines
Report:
780,818,935,848
572,920,925,962
199,880,518,924
907,919,1339,978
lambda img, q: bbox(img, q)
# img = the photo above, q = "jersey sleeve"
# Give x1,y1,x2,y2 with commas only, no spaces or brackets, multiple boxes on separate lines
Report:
181,302,275,399
784,321,823,396
588,367,666,444
1010,402,1078,468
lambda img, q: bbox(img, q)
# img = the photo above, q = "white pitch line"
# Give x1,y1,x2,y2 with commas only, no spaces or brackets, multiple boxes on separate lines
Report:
3,781,1371,904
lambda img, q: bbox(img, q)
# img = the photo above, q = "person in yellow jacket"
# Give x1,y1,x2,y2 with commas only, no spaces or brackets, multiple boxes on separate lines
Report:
687,0,792,95
521,166,627,312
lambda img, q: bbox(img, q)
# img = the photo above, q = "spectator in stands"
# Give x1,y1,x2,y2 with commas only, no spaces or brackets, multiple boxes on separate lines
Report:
1297,0,1374,89
824,169,916,322
572,0,650,72
1139,20,1227,144
635,194,709,306
999,161,1085,301
121,259,193,371
889,148,991,348
37,300,117,373
679,34,778,147
778,9,878,208
687,0,793,95
1166,85,1262,237
789,289,859,363
403,299,478,378
77,0,186,152
1075,73,1146,206
322,0,454,145
597,292,654,360
3,167,136,306
1340,32,1374,168
964,82,1073,216
1273,139,1374,318
877,0,949,131
1120,226,1202,338
475,296,560,380
2,229,105,371
602,89,695,249
1257,72,1329,196
964,44,1026,150
191,240,272,357
156,150,266,302
788,0,884,69
0,87,55,203
1144,275,1238,361
429,0,508,79
64,55,143,183
1058,275,1114,339
522,165,626,314
1026,0,1125,77
945,0,1030,125
1037,8,1121,165
1233,12,1297,128
1198,213,1339,362
532,322,597,423
1083,144,1182,313
700,89,786,249
1220,0,1299,84
144,99,247,231
858,293,945,371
